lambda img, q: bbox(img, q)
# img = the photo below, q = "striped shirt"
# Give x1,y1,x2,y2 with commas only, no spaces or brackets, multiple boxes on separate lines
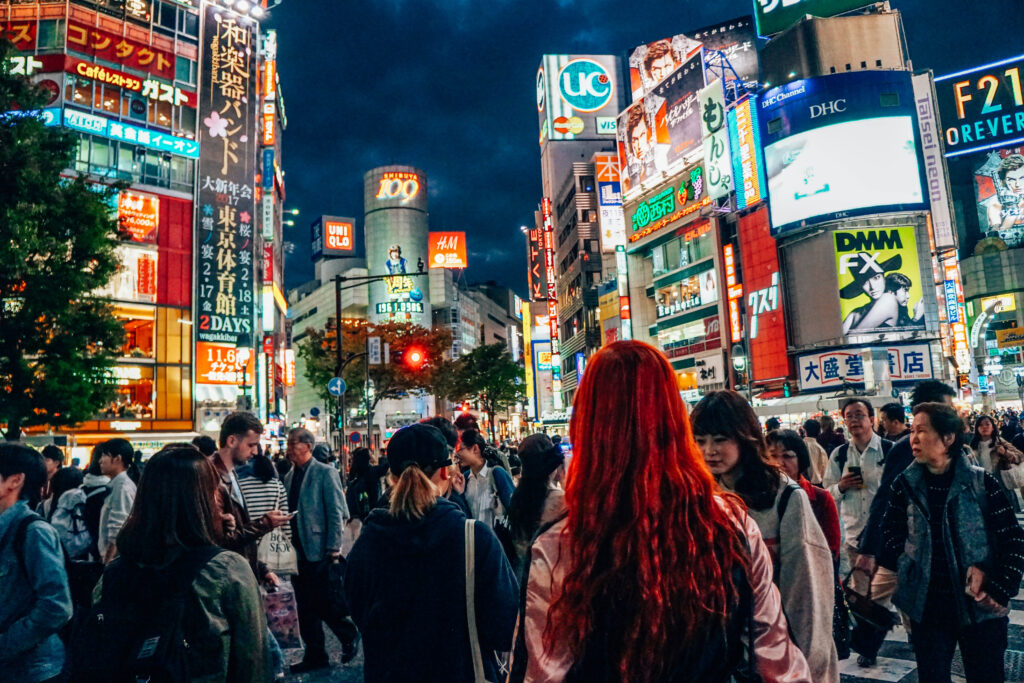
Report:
237,475,291,540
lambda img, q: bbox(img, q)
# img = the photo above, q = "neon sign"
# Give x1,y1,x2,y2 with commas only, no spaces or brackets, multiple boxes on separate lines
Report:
724,244,742,343
936,54,1024,157
376,172,420,203
747,272,779,338
376,301,424,315
50,108,199,158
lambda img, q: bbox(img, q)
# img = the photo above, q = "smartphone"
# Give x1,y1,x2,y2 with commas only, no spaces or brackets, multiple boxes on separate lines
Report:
847,466,864,489
286,511,298,518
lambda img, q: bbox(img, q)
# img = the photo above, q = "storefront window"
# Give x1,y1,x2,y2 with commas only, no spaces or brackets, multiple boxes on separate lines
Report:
99,84,121,114
649,223,714,277
655,265,719,319
103,365,155,419
121,317,155,358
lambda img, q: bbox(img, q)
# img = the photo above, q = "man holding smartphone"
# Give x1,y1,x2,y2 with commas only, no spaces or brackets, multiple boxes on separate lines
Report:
822,398,895,666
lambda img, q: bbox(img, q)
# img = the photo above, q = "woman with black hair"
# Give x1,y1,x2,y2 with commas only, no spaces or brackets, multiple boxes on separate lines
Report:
237,449,290,535
692,391,838,682
505,434,565,576
457,429,514,528
970,415,1023,511
345,447,388,521
881,403,1024,682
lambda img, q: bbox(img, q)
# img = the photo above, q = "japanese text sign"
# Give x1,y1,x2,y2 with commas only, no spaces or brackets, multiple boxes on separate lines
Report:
195,6,257,353
699,78,734,200
118,191,159,243
196,341,256,386
66,20,174,80
797,343,933,392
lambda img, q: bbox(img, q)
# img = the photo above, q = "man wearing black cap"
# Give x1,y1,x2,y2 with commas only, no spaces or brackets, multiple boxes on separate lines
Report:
345,423,518,683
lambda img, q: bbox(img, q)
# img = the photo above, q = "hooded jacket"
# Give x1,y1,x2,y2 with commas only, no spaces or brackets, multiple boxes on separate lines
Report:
345,497,518,682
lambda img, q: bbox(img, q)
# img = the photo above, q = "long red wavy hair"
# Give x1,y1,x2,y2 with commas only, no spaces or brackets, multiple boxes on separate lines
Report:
544,341,748,680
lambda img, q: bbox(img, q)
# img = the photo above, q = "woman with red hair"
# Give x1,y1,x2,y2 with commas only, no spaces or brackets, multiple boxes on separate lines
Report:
510,341,809,682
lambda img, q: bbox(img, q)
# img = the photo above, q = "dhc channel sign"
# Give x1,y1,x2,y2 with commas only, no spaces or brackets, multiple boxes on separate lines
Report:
558,59,613,113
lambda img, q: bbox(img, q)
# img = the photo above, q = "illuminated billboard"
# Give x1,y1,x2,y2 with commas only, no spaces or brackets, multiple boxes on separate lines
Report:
525,224,547,301
833,226,926,335
700,78,734,201
728,96,765,210
537,54,622,142
625,167,710,244
66,20,175,79
364,166,430,325
974,146,1024,247
595,153,626,251
626,16,759,101
754,0,872,37
428,232,468,269
118,191,159,243
311,216,356,260
911,73,956,251
935,54,1024,158
195,5,257,350
760,71,926,234
738,207,790,382
798,343,933,392
617,53,705,201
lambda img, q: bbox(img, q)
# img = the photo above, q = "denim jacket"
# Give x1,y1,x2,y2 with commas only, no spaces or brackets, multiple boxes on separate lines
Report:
0,501,74,682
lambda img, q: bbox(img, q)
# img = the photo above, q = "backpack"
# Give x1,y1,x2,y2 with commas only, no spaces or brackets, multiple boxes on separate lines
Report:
51,486,107,561
69,546,226,683
81,484,111,559
832,439,895,475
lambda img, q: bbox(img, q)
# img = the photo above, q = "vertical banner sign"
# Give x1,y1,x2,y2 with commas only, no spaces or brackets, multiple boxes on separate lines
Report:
911,73,957,251
541,198,563,409
699,78,734,200
595,153,627,251
727,96,765,210
615,245,632,340
723,243,743,343
526,224,547,300
196,6,257,355
522,300,536,419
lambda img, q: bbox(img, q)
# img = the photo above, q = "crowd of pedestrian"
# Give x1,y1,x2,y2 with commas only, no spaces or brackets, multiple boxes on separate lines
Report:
3,339,1024,681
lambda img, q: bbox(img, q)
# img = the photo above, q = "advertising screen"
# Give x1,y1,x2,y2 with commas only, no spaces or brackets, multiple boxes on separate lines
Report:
66,20,175,79
738,207,789,382
625,168,709,244
754,0,871,37
195,5,257,350
617,54,705,200
935,54,1024,158
833,226,926,335
195,341,256,386
118,191,159,243
728,96,765,210
761,71,926,234
626,17,759,101
428,231,468,269
974,146,1024,247
537,54,621,142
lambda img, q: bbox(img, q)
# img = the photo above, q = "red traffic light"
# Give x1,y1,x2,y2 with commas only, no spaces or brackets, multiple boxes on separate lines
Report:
404,347,426,370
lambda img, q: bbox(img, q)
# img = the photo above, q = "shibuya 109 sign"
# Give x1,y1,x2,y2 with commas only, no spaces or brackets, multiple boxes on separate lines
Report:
195,6,257,352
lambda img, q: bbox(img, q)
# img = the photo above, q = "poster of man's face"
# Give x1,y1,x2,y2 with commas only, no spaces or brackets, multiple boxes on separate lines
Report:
975,148,1024,247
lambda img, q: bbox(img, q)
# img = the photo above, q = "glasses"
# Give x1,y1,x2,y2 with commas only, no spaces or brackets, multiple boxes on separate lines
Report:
844,413,871,422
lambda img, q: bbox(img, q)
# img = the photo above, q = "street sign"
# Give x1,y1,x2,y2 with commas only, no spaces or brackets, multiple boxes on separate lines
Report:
328,377,347,397
349,431,361,444
310,407,320,417
367,337,381,365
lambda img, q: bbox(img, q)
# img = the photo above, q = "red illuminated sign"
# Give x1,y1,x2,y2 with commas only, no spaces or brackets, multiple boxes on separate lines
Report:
118,191,159,243
723,243,743,343
262,101,275,145
737,207,789,382
66,21,175,80
428,231,468,269
324,220,354,252
3,21,37,50
66,57,195,107
195,341,255,386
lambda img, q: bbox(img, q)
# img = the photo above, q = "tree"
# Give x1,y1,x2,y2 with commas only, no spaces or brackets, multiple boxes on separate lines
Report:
0,40,125,440
297,320,454,415
441,343,525,442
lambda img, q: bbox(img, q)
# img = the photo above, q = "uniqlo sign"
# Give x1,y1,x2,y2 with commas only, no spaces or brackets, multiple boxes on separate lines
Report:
324,220,354,253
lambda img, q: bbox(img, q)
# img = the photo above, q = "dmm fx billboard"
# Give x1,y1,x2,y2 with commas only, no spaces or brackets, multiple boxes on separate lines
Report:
754,0,872,37
935,54,1024,157
760,71,926,235
798,343,933,392
537,54,621,142
834,226,927,335
195,5,256,352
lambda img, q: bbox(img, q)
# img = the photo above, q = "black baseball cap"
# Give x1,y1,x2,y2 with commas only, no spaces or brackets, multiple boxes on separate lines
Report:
387,424,452,476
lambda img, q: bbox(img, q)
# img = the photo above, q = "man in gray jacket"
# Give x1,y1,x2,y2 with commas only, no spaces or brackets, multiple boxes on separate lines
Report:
284,427,359,673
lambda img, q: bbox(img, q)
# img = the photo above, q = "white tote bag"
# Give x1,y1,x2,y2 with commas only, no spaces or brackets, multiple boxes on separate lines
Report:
258,526,298,575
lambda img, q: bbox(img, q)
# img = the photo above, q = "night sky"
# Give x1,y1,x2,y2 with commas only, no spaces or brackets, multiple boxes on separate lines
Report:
269,1,1024,296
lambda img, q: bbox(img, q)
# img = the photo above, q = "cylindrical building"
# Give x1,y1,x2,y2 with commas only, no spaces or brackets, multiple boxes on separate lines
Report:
363,165,431,325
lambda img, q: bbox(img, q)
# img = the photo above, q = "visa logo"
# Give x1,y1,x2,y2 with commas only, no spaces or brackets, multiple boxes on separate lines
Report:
596,117,617,135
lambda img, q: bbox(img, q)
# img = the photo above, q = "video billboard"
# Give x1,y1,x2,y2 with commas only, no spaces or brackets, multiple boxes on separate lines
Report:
934,54,1024,158
833,226,926,335
760,71,926,235
195,5,256,350
537,54,621,142
626,17,759,101
617,53,706,201
974,146,1024,247
738,207,789,382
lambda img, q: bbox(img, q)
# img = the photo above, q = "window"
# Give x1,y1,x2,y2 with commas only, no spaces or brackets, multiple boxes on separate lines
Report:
36,20,65,50
579,175,595,193
99,84,121,114
120,317,155,359
158,2,177,31
176,56,197,85
179,9,199,38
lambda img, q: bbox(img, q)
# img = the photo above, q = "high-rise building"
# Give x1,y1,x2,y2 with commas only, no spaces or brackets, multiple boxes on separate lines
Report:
3,0,285,457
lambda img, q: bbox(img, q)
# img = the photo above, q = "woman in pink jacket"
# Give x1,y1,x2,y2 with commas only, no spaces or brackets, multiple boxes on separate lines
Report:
509,341,810,682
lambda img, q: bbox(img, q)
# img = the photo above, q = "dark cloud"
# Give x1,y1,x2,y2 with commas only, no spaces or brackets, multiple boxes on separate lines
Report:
270,0,1024,295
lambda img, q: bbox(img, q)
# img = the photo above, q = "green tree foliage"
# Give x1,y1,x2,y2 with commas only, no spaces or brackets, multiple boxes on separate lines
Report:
297,320,453,412
0,40,126,440
441,343,525,441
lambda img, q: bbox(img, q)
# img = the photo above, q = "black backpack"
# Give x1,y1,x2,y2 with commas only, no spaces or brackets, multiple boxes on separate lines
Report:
69,545,225,683
80,484,110,560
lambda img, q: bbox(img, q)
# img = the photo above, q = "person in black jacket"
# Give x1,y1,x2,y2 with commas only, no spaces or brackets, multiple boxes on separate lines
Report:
345,448,388,521
344,423,518,682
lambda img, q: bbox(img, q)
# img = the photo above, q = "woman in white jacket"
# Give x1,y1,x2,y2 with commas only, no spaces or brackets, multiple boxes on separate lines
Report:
692,390,839,683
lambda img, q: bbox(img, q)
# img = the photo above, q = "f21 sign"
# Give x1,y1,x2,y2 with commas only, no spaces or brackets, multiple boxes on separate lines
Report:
936,54,1024,157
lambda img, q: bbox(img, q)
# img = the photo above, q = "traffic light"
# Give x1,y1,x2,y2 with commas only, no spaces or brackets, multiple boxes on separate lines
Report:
783,382,791,398
392,346,427,371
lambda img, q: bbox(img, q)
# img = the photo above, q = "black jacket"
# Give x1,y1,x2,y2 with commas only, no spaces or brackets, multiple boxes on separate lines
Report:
345,497,518,682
